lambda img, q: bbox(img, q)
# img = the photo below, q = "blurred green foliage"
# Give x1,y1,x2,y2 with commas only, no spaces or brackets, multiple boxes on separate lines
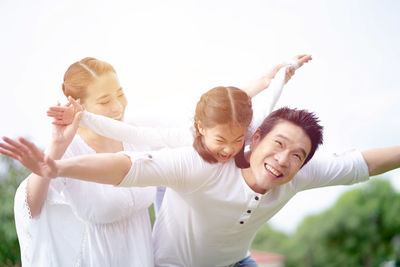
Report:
0,155,28,267
251,178,400,267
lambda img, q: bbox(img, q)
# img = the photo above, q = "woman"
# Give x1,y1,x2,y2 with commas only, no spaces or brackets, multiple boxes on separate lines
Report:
11,57,185,267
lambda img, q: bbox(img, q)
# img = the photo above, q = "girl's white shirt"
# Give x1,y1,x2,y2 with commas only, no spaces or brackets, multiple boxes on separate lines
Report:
14,135,158,267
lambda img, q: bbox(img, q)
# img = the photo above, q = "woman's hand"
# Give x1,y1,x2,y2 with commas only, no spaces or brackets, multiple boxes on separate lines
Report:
0,137,59,179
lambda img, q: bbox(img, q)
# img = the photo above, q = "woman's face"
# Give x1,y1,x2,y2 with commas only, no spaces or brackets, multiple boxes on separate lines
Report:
83,72,127,121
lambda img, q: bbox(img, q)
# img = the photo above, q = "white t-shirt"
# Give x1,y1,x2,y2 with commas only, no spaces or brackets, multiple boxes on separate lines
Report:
118,147,369,267
14,135,156,267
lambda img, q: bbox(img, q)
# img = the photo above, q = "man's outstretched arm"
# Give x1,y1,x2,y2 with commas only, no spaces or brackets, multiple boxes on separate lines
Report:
362,146,400,176
0,137,131,185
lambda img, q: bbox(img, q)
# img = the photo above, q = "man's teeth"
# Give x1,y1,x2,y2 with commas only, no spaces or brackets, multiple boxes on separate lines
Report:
265,164,281,177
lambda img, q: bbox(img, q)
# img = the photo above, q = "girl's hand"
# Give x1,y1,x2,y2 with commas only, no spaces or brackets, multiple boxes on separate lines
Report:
282,54,312,83
0,137,59,179
47,97,84,125
47,98,83,150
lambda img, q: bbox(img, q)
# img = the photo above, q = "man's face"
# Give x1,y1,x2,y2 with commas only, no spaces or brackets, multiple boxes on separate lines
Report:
246,121,312,193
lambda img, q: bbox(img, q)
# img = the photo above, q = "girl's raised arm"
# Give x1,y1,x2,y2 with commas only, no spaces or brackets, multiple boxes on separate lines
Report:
48,97,193,149
246,54,312,143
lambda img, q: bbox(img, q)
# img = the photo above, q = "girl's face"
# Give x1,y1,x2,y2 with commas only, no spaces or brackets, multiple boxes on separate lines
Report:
82,72,127,121
198,123,247,163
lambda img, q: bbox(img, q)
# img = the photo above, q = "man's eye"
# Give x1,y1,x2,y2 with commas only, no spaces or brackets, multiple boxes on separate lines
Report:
293,154,302,161
100,101,110,105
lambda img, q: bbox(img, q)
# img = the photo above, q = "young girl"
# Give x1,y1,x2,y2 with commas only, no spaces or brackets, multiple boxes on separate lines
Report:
3,56,311,266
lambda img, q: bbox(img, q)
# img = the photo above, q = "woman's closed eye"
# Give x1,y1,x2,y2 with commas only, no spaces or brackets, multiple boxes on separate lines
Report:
275,140,283,147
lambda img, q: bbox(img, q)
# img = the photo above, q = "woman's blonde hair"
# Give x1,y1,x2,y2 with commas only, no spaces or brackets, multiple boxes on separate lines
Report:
62,57,116,100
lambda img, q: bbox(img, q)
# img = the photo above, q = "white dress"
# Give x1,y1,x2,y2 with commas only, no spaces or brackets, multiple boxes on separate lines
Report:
14,135,159,267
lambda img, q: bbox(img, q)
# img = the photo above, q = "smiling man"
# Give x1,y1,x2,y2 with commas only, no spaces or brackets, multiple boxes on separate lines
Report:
2,107,400,267
242,107,322,195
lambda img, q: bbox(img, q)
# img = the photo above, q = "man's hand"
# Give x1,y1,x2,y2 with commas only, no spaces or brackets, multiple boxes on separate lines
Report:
0,137,59,179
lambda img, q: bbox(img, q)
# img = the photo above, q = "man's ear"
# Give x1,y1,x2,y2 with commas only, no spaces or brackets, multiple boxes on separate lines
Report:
197,121,205,136
250,130,261,151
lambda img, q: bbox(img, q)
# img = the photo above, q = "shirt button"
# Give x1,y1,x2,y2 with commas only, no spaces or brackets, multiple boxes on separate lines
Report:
240,221,244,224
247,210,251,213
255,196,259,200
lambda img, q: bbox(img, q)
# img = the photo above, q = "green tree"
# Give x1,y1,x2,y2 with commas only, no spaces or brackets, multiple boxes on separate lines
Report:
251,222,289,253
0,155,28,267
251,178,400,267
287,178,400,267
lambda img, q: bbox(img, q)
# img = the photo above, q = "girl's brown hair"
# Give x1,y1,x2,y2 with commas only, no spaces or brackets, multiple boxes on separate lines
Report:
62,57,116,100
193,86,253,164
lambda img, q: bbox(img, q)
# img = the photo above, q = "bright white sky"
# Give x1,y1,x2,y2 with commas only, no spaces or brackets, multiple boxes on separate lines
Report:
1,0,399,233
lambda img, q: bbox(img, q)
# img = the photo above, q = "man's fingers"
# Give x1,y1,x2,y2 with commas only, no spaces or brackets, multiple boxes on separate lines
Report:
2,137,30,154
0,148,20,161
19,137,45,160
0,142,25,158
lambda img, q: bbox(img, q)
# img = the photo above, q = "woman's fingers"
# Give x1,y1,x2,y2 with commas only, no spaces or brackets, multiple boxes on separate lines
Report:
52,119,68,125
70,98,82,111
